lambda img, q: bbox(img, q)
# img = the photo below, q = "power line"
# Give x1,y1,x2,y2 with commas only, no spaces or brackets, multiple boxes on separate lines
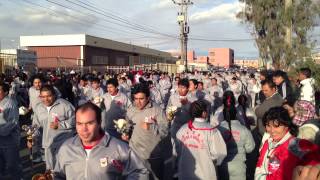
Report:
46,0,179,39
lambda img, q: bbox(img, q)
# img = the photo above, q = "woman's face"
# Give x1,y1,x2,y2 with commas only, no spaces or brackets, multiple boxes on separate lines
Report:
266,120,289,142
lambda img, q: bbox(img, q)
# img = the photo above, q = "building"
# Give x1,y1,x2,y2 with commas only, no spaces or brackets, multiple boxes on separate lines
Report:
187,50,196,61
234,59,259,69
0,49,37,74
313,52,320,64
20,34,176,70
208,48,234,68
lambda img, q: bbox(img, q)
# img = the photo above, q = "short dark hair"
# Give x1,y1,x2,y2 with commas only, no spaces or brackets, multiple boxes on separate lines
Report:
91,77,100,84
189,79,198,87
76,102,102,124
190,100,208,119
300,68,311,78
132,83,150,98
40,85,56,96
32,74,43,83
261,79,276,89
263,106,298,136
273,70,286,78
107,78,119,87
198,81,203,86
178,78,189,88
0,82,10,93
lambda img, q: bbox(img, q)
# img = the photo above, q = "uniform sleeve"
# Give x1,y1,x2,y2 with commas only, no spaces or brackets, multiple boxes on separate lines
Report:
155,109,169,139
53,147,67,180
121,148,149,180
208,130,227,165
0,101,19,136
32,108,42,128
58,104,75,130
243,128,255,153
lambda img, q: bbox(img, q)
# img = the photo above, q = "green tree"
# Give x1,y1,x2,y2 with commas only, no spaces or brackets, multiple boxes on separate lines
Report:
237,0,320,70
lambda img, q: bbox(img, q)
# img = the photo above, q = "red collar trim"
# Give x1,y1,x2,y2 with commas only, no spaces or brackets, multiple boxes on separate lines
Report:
83,134,105,150
188,120,215,131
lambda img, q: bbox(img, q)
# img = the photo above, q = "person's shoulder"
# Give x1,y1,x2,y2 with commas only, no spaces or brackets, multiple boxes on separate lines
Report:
57,98,74,107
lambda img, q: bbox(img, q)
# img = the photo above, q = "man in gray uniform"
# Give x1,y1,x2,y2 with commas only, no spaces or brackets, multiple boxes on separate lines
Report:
167,78,197,138
29,85,75,170
126,83,169,180
0,82,22,180
54,102,148,180
101,78,132,138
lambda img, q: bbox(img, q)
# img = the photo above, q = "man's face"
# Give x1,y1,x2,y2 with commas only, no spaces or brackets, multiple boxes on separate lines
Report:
134,92,149,110
33,78,42,90
189,81,197,91
197,83,204,91
40,90,55,107
76,109,100,145
0,87,8,101
273,76,283,86
262,84,276,98
211,79,217,86
92,82,100,90
178,85,188,96
298,72,306,81
107,84,117,96
79,80,85,87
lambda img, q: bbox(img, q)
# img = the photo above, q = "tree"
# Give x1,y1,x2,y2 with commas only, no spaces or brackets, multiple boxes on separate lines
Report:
237,0,320,70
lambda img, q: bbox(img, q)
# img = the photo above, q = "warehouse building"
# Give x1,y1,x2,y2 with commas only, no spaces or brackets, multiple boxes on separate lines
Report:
20,34,177,70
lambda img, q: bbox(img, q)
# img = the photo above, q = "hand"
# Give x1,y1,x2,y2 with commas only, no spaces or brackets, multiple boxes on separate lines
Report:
293,165,320,180
27,140,33,149
50,121,59,129
141,122,150,130
121,134,130,142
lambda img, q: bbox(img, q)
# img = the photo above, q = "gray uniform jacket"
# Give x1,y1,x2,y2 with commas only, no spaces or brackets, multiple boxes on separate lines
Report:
167,93,197,138
101,91,132,131
88,87,105,100
54,133,149,180
150,87,164,109
0,96,20,147
255,93,284,135
218,120,255,180
32,98,75,148
127,102,169,160
29,86,41,110
175,119,227,180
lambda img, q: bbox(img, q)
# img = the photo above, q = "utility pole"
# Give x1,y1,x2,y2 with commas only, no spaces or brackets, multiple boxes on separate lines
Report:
172,0,193,72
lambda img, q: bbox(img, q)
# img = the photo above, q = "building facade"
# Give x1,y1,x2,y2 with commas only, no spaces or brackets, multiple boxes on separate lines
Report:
20,34,176,69
208,48,234,68
0,49,37,74
234,59,259,68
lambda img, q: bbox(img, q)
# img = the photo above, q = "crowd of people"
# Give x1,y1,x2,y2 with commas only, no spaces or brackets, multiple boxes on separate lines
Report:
0,67,319,180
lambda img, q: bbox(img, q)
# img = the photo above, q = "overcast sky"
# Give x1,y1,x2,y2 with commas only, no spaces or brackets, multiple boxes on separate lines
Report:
0,0,319,59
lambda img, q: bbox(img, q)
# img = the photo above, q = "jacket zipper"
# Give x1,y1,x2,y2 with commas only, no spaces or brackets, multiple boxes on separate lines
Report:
85,152,90,179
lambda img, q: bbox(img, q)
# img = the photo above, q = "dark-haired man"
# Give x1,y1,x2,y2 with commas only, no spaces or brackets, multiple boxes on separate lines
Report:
126,83,169,180
30,85,75,170
255,80,284,135
167,78,197,138
54,102,148,179
101,78,132,138
0,82,22,180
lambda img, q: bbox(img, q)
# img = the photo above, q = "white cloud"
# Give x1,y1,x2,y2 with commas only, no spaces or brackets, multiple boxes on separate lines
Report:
151,0,173,9
190,2,244,24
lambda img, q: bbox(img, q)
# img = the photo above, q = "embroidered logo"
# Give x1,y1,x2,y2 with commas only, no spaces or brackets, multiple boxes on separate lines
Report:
100,157,109,167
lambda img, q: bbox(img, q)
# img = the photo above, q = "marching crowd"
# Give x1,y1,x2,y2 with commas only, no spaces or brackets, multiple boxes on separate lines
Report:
0,68,319,180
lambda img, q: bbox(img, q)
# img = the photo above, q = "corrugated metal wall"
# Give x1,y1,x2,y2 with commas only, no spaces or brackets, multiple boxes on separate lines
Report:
29,46,81,68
